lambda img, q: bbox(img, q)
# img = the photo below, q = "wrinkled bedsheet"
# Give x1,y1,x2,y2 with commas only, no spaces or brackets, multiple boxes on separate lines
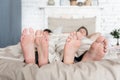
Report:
0,58,120,80
0,59,38,80
36,59,120,80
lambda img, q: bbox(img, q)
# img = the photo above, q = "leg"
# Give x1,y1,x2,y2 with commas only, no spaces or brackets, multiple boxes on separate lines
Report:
63,32,83,64
35,30,49,67
82,36,108,61
20,28,35,64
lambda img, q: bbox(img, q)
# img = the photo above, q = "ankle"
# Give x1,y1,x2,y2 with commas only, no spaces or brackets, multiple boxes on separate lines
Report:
25,58,35,64
38,61,48,67
63,56,74,64
81,52,93,61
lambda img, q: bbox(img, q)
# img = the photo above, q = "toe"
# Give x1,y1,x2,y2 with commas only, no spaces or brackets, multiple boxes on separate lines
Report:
20,36,24,42
70,32,77,40
69,32,74,39
73,32,77,40
29,28,34,34
35,30,43,37
103,39,108,48
77,32,83,40
66,37,71,42
35,30,40,35
22,28,28,35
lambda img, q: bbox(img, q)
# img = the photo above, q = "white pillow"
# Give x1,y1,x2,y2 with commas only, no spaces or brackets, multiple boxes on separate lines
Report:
53,27,63,34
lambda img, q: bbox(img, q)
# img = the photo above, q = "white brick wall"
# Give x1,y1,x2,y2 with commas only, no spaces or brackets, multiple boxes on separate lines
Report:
22,0,120,35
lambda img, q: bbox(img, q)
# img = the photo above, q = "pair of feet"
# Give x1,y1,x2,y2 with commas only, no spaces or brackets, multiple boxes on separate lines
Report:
21,28,48,66
63,31,108,64
21,28,108,66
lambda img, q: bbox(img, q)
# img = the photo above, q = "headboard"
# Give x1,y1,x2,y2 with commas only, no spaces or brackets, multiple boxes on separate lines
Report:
48,17,96,34
44,6,101,34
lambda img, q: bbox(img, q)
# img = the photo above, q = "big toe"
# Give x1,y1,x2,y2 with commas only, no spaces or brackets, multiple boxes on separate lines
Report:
35,30,43,36
29,28,34,34
77,32,83,40
22,28,28,35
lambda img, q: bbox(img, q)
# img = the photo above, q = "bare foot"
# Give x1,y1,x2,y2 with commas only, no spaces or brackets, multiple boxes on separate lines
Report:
20,28,35,64
82,36,108,61
35,30,49,67
63,32,83,64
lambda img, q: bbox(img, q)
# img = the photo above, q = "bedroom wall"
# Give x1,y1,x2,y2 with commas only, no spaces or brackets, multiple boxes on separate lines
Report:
22,0,120,45
22,0,120,32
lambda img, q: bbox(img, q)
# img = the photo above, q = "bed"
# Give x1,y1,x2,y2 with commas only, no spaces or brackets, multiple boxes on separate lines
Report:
0,7,120,80
0,58,120,80
0,55,120,80
0,35,120,80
